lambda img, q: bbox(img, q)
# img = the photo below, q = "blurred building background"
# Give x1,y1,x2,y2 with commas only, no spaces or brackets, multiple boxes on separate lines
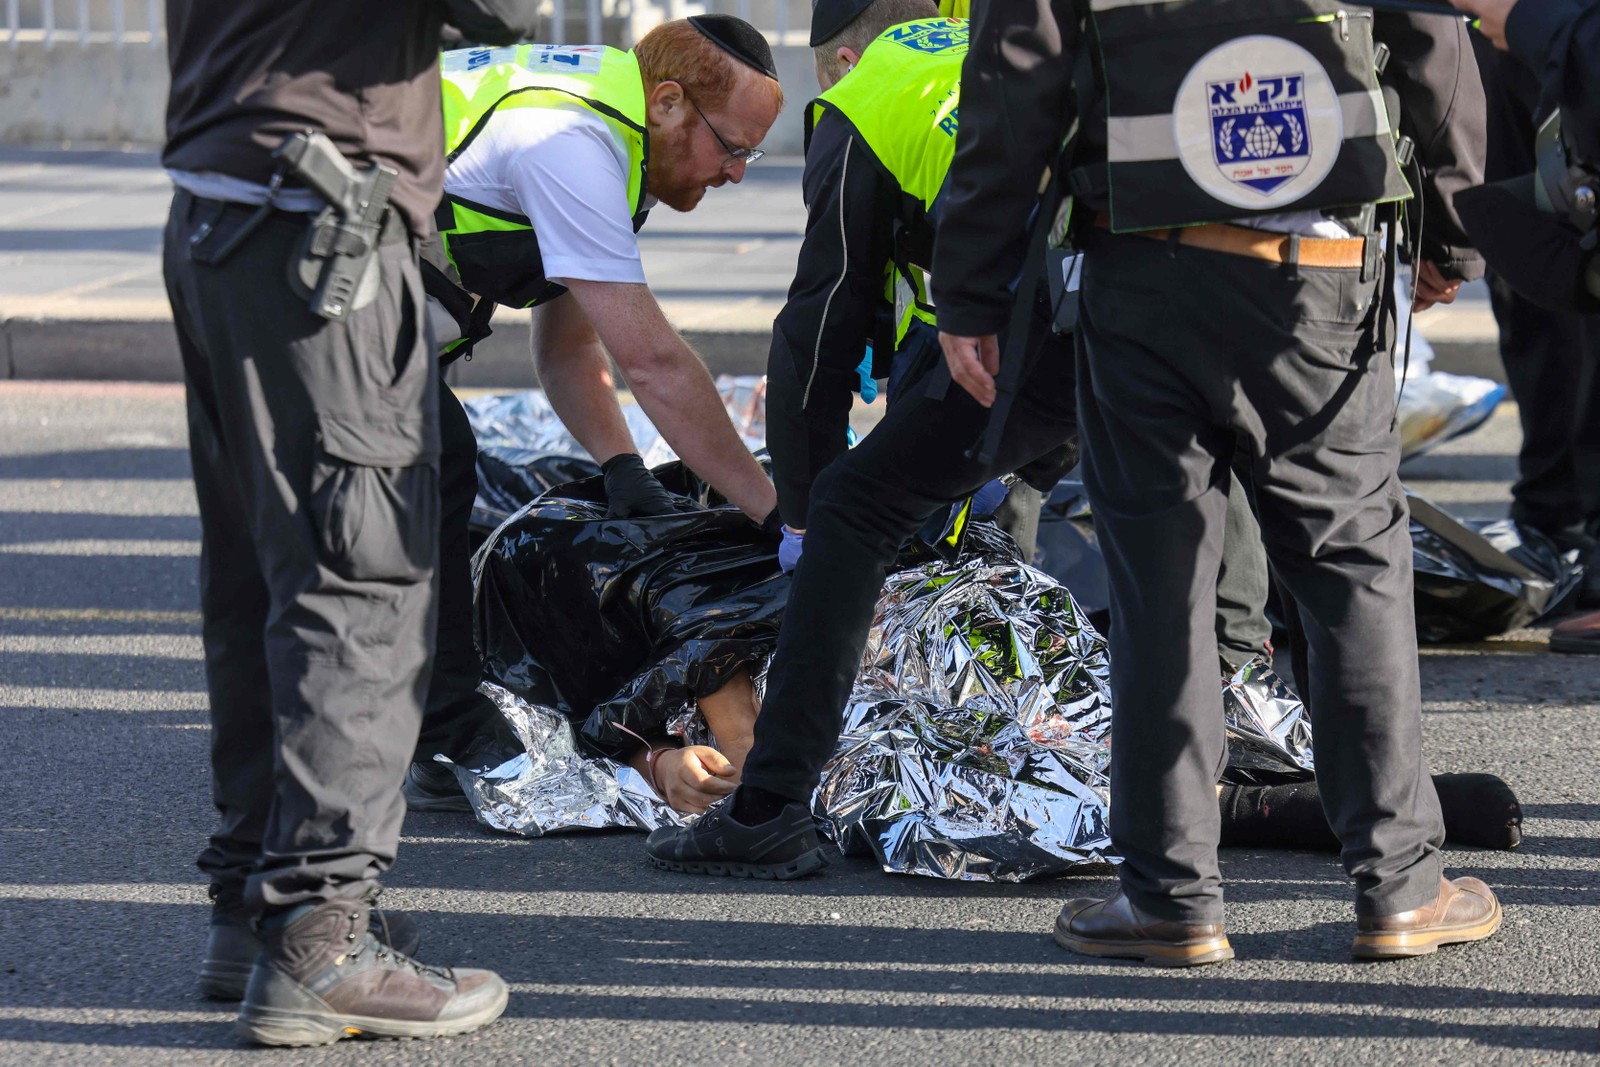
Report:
0,0,820,152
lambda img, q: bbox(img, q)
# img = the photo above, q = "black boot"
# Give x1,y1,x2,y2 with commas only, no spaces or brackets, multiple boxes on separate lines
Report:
199,886,420,1001
402,760,473,813
645,789,827,879
405,728,522,813
235,898,505,1046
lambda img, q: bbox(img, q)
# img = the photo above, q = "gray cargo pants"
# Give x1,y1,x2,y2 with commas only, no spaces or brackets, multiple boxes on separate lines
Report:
164,191,439,911
1077,228,1445,923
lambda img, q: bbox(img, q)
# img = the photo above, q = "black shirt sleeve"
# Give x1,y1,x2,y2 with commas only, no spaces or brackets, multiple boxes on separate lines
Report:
765,111,897,528
1506,0,1600,160
440,0,543,44
930,0,1080,338
1377,12,1489,280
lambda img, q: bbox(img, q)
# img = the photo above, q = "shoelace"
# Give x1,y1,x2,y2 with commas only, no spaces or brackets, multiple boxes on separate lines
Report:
347,891,451,981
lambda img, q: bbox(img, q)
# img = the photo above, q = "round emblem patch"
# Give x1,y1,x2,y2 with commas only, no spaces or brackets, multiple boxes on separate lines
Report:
1172,35,1342,210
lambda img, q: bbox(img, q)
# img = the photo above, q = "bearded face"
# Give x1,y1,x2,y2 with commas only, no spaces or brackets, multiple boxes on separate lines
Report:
644,70,780,213
646,117,718,212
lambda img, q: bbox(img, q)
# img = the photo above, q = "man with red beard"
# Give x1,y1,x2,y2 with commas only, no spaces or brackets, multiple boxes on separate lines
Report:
404,16,790,810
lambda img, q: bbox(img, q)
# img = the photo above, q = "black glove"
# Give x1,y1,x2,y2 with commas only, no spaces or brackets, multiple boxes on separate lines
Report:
758,507,784,542
601,453,696,519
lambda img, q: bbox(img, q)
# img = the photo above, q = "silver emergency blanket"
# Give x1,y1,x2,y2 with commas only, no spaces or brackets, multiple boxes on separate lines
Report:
814,556,1117,880
453,540,1319,876
1223,655,1315,776
811,551,1317,880
463,375,768,469
441,682,683,836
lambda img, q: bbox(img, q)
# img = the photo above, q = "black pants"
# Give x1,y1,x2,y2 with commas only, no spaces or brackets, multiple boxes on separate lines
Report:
413,381,508,763
1477,40,1600,541
1490,279,1600,539
165,191,439,911
1077,230,1443,923
744,320,1081,802
745,308,1273,809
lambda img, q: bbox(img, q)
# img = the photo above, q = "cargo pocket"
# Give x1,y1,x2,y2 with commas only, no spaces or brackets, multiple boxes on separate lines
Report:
311,414,440,583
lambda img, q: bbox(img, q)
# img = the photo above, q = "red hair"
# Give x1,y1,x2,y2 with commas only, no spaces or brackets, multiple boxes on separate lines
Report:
633,19,784,114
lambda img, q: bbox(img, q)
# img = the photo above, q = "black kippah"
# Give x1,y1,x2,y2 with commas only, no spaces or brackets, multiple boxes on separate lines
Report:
687,14,779,80
809,0,875,47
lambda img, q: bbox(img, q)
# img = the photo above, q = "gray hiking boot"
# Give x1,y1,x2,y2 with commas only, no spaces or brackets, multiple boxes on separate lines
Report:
199,886,420,1001
235,898,507,1047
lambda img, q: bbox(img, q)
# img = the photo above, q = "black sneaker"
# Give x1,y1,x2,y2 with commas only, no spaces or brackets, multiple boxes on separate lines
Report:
402,759,473,813
235,898,507,1047
645,793,827,879
199,888,420,1001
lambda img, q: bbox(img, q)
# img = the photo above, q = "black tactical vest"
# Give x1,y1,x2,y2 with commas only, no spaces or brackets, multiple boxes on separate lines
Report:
1083,0,1411,231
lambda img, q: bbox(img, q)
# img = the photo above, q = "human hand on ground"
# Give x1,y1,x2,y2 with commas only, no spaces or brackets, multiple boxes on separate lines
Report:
653,745,738,814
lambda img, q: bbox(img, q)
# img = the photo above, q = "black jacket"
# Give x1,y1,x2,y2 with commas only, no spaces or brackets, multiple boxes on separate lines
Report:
1507,0,1600,160
931,0,1490,336
162,0,541,235
765,114,906,527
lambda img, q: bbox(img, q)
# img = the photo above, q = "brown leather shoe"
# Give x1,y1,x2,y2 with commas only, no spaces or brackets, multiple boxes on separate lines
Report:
1053,889,1234,967
1352,876,1502,960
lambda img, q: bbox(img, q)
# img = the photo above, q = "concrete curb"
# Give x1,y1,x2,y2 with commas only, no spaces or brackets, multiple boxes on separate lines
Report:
1,314,774,386
3,314,1504,387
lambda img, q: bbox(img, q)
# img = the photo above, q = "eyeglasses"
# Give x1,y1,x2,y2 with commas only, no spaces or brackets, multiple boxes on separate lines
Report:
686,94,765,168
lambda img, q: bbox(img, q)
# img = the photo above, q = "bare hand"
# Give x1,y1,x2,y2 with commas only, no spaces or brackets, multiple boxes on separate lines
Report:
939,331,1001,408
1448,0,1517,49
653,745,738,814
1412,260,1463,313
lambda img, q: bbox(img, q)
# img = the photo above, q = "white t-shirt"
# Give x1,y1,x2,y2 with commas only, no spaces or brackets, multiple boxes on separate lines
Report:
444,103,649,285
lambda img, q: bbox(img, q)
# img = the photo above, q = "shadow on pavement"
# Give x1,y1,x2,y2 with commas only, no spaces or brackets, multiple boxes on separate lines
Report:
0,899,1594,1053
0,449,192,481
0,514,199,546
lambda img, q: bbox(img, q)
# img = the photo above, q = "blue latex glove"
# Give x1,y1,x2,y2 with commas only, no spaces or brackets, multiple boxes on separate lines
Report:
970,478,1009,517
778,526,804,573
855,345,879,403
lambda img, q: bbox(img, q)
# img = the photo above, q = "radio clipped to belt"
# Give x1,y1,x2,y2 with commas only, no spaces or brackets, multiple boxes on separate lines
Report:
273,130,402,321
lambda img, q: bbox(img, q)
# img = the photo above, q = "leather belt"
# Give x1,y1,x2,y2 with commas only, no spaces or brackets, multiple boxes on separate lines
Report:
1093,213,1366,269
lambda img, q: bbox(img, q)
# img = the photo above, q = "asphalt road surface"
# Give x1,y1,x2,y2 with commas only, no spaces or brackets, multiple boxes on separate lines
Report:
1,381,1596,1066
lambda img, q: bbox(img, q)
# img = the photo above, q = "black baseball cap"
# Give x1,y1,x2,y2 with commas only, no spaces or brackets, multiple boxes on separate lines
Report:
809,0,875,46
688,14,779,80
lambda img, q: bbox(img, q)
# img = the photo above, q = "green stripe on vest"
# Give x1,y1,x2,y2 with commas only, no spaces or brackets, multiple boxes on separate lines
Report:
809,18,968,346
437,44,650,308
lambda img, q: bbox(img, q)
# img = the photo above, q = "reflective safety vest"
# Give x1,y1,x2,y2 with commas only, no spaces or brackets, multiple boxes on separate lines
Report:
1084,0,1411,232
937,0,970,19
434,44,650,311
808,18,967,350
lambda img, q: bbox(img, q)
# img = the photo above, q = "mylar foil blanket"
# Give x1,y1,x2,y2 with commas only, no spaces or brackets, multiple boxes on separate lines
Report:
812,556,1117,881
813,547,1317,880
1222,654,1315,778
441,682,684,837
458,524,1317,877
463,375,768,471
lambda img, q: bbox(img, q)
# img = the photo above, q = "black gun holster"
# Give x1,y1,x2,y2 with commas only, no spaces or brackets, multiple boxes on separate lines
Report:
287,205,408,318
